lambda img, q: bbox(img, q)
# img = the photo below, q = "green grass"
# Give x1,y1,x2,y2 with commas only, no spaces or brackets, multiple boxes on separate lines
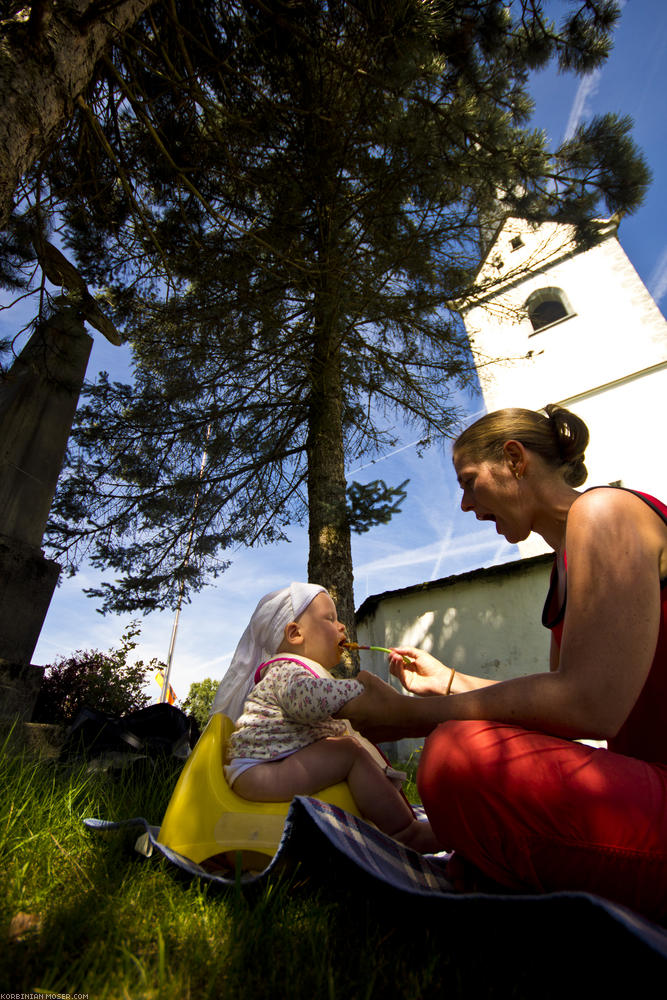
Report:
395,748,422,804
1,737,657,997
1,738,460,999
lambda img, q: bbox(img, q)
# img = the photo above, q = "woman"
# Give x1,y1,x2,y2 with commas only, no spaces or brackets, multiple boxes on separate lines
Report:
339,405,667,920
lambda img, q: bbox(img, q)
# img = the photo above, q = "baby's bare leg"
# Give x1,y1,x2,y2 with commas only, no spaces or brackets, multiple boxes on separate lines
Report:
233,736,441,852
233,737,361,800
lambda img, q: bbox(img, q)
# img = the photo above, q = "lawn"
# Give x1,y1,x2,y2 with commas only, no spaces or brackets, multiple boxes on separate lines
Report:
1,739,456,999
1,735,663,998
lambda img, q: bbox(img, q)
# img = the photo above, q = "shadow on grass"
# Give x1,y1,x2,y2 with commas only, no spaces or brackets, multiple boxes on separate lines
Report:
3,750,666,998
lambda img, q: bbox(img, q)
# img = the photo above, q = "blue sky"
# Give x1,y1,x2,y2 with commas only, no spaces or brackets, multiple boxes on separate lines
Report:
5,1,667,703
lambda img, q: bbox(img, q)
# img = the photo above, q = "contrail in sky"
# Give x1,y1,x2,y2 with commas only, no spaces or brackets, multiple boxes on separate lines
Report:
348,438,423,475
355,532,514,578
648,245,667,306
563,70,601,142
562,0,627,143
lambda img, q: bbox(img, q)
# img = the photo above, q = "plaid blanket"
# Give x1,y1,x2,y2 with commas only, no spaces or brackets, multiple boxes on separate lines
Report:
85,797,451,894
85,794,667,964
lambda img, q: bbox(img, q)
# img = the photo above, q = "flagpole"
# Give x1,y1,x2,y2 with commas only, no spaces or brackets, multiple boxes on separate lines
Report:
160,425,211,704
160,608,182,704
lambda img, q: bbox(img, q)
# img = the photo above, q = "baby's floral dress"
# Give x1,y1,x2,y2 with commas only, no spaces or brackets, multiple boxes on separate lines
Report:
227,659,364,762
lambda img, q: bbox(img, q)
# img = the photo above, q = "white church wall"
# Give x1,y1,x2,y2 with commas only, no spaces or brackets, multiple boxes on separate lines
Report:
515,365,667,557
356,555,553,757
462,218,667,557
565,367,667,498
465,222,667,413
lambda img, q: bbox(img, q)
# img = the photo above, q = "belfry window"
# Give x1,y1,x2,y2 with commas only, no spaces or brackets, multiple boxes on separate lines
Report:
525,287,574,332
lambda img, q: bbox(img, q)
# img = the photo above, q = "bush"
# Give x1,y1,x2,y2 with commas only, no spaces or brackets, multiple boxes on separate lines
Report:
33,621,166,724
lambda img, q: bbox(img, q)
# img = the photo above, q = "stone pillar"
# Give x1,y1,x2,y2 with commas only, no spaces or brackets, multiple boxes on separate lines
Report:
0,535,61,664
0,313,92,720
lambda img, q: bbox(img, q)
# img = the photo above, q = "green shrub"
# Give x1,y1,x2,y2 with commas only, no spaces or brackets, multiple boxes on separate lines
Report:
33,621,166,724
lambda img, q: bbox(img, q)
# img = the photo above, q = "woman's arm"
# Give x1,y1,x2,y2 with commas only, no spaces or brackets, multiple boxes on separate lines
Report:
338,665,597,742
539,488,662,736
340,490,665,742
388,647,498,696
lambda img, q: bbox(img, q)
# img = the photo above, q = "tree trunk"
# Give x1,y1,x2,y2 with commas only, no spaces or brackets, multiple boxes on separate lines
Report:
306,318,358,673
0,0,158,227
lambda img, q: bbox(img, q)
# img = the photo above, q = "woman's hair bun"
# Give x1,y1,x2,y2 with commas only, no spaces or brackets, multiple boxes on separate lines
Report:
543,404,589,485
454,404,591,486
562,455,588,487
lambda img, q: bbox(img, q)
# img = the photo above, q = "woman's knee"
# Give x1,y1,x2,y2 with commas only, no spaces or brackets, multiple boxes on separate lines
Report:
419,721,486,792
417,719,529,813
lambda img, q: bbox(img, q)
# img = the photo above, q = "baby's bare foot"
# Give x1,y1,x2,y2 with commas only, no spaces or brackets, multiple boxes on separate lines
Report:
392,819,442,854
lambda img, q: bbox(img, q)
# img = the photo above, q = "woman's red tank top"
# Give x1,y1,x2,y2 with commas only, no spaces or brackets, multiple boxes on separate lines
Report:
542,488,667,765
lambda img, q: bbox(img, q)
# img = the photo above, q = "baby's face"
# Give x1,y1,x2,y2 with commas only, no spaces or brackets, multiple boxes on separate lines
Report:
296,592,346,669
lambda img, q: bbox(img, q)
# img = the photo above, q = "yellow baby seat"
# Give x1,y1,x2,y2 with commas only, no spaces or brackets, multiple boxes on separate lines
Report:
158,712,361,871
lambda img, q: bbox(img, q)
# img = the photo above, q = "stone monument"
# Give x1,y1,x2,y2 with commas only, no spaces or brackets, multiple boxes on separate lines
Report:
0,238,122,721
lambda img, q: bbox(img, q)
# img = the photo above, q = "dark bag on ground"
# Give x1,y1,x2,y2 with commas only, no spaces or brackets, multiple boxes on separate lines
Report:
60,703,199,764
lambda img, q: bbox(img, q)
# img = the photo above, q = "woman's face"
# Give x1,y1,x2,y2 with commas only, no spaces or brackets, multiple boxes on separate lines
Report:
453,448,532,544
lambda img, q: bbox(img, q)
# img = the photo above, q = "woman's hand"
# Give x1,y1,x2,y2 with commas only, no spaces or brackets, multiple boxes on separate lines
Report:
335,670,425,742
388,647,451,696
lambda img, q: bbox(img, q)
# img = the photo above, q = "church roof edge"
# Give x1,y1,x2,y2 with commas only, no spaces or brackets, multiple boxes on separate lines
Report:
453,213,622,313
355,552,554,623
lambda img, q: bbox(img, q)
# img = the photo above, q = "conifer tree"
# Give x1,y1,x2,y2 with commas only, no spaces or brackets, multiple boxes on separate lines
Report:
11,1,648,633
0,0,159,227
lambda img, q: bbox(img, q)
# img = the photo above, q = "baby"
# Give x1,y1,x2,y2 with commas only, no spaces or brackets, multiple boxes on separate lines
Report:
210,582,438,853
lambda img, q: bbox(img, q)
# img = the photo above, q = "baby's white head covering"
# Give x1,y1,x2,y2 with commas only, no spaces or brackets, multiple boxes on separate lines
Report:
210,582,327,722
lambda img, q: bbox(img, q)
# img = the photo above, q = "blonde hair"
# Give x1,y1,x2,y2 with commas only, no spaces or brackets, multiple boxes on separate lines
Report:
454,404,590,487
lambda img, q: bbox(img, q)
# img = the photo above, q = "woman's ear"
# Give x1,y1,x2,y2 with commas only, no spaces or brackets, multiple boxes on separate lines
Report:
503,440,527,479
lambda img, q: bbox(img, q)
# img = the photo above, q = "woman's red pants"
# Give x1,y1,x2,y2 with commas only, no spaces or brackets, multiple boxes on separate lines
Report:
418,720,667,921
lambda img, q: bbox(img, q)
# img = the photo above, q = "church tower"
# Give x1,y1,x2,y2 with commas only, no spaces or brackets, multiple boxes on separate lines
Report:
460,216,667,556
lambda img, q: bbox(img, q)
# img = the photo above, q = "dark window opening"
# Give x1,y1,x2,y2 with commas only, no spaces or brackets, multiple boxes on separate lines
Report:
525,287,574,333
530,299,568,328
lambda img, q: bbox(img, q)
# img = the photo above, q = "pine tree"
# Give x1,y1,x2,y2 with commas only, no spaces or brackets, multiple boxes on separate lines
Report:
0,0,159,228
10,1,649,634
